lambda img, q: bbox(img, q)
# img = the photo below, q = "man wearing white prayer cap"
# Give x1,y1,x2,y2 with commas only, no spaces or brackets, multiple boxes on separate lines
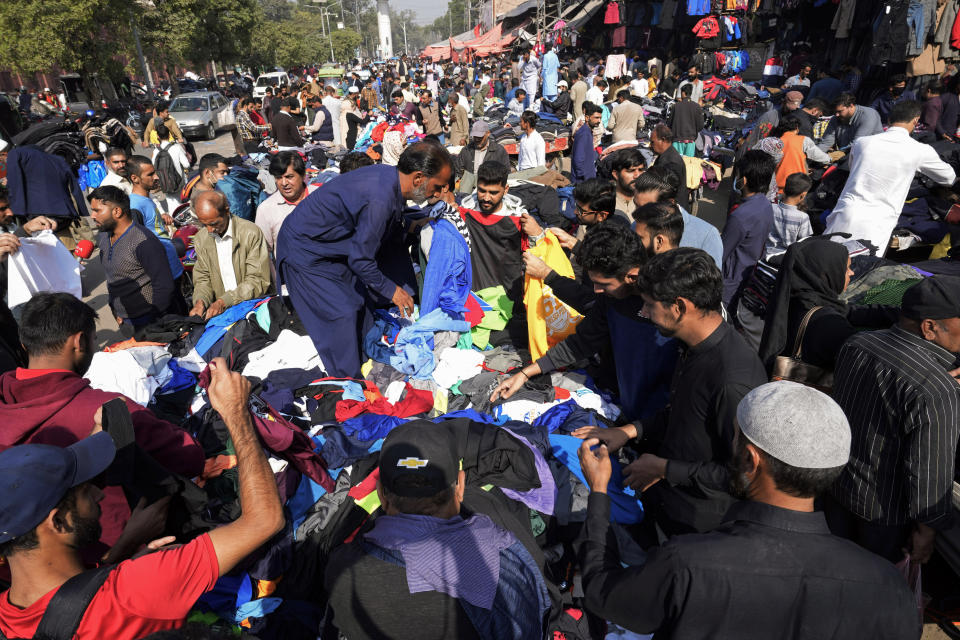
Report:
574,380,920,639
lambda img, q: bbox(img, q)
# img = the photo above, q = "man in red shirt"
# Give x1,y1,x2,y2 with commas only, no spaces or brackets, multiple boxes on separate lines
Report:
0,293,204,555
0,358,284,640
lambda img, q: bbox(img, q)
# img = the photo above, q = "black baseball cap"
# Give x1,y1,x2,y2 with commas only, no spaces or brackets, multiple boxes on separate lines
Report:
0,432,116,544
901,276,960,320
379,421,460,498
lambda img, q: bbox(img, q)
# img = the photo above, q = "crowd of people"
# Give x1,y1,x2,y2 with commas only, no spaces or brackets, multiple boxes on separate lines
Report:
0,26,958,640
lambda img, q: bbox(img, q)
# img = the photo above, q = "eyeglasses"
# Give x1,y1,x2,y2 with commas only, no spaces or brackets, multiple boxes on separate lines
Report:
575,203,601,217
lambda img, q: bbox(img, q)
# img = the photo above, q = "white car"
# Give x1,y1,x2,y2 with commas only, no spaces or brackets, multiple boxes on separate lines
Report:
253,72,291,99
169,91,235,140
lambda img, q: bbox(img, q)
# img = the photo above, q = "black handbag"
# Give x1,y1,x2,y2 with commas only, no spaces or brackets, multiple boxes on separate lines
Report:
770,306,834,393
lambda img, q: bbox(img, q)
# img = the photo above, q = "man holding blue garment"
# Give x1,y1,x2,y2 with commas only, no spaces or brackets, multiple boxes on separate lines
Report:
276,142,453,378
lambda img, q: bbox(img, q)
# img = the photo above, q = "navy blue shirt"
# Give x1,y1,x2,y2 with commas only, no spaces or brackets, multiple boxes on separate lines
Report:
275,164,406,300
570,123,596,183
721,193,773,306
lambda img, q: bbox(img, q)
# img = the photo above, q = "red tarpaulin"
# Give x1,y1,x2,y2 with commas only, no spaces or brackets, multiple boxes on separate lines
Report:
422,23,516,61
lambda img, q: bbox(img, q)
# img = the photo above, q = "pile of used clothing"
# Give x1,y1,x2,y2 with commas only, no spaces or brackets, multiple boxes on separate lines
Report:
88,277,642,637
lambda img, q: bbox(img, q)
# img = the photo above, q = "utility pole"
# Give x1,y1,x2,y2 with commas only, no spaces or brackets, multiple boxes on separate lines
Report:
128,9,153,91
402,18,408,54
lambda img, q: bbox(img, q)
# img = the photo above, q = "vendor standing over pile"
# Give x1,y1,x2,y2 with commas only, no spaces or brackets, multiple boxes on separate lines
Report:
275,143,453,379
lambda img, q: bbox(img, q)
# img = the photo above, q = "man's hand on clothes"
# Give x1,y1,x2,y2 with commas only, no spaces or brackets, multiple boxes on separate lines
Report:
827,150,846,163
392,286,415,318
520,213,543,238
91,406,104,436
490,371,528,401
907,522,937,564
115,316,124,326
571,424,636,453
622,453,667,492
0,233,21,260
578,438,612,493
161,213,175,227
22,216,57,234
206,357,251,421
103,496,172,564
204,299,227,321
522,251,552,279
548,227,577,250
189,300,207,318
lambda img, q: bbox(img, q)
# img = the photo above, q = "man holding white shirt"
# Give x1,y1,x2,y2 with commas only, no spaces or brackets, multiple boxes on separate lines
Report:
824,101,956,255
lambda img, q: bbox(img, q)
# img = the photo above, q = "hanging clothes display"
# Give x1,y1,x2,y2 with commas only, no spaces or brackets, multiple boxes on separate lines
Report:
603,1,620,24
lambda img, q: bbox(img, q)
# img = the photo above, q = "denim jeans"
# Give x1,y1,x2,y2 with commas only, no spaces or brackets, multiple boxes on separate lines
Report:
907,2,925,51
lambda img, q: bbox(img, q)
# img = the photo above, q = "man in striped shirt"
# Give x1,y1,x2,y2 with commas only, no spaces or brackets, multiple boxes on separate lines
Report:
826,276,960,564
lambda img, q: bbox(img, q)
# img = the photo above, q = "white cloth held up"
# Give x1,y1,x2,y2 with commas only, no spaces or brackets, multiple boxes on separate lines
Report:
7,229,82,307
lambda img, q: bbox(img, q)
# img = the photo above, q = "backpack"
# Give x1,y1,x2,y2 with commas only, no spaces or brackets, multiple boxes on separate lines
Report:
0,565,114,640
154,143,185,195
217,166,266,222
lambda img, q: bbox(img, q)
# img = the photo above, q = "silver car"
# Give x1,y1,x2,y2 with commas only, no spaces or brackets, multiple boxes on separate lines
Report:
169,91,235,140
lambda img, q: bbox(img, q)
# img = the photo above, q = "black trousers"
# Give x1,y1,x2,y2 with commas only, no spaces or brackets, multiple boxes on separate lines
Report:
821,493,910,563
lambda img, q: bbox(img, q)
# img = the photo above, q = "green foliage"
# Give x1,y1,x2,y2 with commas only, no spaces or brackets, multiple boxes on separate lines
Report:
0,0,132,78
331,29,363,63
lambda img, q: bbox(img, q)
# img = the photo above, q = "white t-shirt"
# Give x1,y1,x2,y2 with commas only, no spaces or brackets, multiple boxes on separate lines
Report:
586,86,605,106
629,78,649,97
517,130,546,170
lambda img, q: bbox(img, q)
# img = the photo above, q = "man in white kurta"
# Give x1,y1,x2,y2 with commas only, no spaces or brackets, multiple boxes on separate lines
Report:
520,50,541,109
824,102,955,255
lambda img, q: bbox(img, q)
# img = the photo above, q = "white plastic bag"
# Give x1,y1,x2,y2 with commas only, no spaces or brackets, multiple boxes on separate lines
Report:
7,230,82,307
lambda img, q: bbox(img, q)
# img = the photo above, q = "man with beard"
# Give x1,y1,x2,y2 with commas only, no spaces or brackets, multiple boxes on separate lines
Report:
98,148,132,195
632,202,683,257
608,147,646,222
571,102,602,184
0,293,203,559
492,222,679,426
88,186,176,337
576,381,919,639
572,248,766,536
277,143,452,378
817,92,883,155
870,74,917,125
0,357,285,640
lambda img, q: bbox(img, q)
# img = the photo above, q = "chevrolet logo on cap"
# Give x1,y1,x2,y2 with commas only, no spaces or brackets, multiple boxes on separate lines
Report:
396,457,429,469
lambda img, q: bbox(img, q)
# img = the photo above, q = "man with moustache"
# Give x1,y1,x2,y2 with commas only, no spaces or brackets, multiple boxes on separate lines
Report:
276,143,453,378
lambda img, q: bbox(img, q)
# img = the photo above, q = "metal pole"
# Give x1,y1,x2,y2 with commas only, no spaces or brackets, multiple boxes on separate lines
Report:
327,10,336,62
128,10,154,91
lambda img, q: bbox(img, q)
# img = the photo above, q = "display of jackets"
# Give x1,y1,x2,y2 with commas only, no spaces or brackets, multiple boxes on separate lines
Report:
420,218,472,318
693,16,721,39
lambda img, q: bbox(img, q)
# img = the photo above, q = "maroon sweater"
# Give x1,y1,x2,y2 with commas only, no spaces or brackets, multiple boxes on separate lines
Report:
0,368,204,550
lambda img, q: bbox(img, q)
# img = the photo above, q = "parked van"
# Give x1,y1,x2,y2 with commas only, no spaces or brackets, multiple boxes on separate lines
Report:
253,71,290,99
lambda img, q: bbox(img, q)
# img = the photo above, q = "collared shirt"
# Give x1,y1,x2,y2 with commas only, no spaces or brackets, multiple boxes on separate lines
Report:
640,321,767,533
581,496,919,639
100,170,132,195
825,126,956,254
765,202,813,259
832,326,960,529
817,104,883,152
255,184,317,253
214,217,238,293
721,193,773,306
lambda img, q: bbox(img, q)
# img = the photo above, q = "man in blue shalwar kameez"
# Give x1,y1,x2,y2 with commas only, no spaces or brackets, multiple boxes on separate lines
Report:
275,142,454,378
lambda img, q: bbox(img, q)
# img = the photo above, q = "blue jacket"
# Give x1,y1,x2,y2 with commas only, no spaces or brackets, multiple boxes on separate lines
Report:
276,164,408,301
570,124,596,183
420,218,471,318
6,146,86,219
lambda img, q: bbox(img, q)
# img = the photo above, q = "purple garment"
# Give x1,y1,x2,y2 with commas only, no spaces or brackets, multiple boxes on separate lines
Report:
501,428,556,515
364,512,515,609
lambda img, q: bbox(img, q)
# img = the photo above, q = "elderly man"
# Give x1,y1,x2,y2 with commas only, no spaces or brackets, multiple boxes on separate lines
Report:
99,148,132,195
189,191,272,321
276,143,452,378
456,120,510,194
826,276,960,566
578,381,918,639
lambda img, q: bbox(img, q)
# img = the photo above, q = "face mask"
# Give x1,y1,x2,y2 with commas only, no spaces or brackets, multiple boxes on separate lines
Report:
891,86,905,97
